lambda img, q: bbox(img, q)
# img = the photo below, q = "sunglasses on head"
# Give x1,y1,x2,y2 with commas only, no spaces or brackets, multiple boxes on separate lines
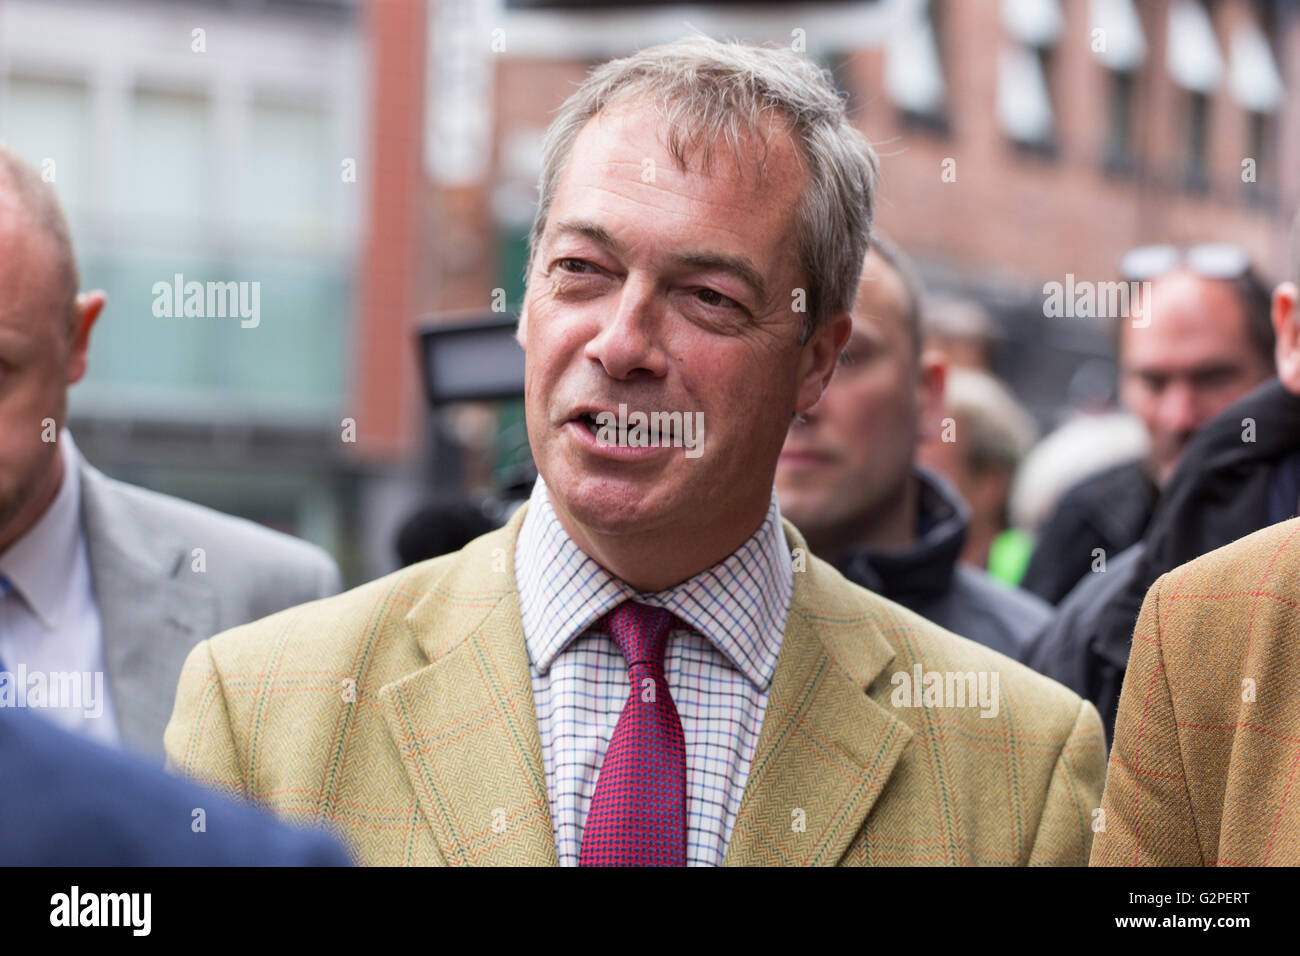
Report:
1118,243,1253,282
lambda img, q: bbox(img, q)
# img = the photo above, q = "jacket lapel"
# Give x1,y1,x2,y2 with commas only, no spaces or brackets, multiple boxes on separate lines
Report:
381,504,558,866
724,520,912,866
79,458,217,758
380,507,911,867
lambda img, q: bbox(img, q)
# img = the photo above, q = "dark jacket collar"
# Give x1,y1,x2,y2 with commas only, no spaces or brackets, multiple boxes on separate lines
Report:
830,467,968,607
1097,378,1300,662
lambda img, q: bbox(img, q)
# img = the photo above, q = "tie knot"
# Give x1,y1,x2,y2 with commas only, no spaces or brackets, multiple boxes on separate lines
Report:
600,600,679,672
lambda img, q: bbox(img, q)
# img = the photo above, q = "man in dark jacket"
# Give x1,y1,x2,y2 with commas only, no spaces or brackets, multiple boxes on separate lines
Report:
776,240,1049,658
1022,253,1275,605
1024,222,1300,742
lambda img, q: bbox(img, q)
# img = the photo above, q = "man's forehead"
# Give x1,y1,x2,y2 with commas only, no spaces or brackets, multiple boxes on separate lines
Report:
1127,272,1248,338
562,100,805,206
547,104,806,287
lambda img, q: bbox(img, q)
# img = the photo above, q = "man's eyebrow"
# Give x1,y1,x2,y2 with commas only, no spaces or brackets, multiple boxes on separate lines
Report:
551,218,769,305
671,251,768,305
552,219,626,255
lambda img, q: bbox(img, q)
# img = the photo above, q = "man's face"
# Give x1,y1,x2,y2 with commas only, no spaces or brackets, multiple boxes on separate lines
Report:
775,250,936,548
1120,270,1274,485
519,101,839,548
0,200,79,544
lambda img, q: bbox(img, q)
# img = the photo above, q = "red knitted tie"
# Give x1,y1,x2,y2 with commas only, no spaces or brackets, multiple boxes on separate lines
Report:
578,601,687,866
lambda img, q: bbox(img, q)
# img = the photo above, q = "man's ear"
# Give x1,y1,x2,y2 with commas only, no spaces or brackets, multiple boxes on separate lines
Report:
1274,282,1300,396
66,290,105,386
794,312,851,415
916,348,948,443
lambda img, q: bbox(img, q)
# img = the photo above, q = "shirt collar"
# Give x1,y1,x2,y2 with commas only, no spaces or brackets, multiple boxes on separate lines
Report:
515,476,792,691
0,430,84,631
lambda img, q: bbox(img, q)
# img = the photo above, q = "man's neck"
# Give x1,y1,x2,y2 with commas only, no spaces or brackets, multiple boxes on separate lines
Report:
804,471,919,560
0,449,66,558
548,493,773,593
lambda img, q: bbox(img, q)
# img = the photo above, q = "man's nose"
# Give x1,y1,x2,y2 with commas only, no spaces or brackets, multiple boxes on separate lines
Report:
584,277,667,380
1154,380,1202,435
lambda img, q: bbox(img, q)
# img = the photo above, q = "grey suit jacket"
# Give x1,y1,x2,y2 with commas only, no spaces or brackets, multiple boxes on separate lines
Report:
78,454,341,760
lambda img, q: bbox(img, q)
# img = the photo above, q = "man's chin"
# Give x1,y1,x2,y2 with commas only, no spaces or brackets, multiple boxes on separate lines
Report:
546,464,684,535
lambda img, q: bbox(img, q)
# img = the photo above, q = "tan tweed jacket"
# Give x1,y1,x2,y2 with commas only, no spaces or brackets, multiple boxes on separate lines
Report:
165,502,1106,865
1092,517,1300,866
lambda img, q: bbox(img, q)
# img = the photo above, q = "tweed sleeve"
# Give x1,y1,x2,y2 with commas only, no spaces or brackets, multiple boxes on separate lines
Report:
163,638,247,802
1027,696,1107,865
1090,574,1203,865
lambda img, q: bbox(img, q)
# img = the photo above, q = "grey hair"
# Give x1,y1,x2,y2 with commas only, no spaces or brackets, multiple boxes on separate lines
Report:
0,141,79,333
526,34,880,344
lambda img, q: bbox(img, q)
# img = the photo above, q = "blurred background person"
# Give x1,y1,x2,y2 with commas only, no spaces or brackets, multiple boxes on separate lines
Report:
922,295,1000,373
393,498,498,566
1008,411,1149,549
776,240,1050,658
0,144,340,761
1025,218,1300,743
918,366,1038,584
1021,246,1276,605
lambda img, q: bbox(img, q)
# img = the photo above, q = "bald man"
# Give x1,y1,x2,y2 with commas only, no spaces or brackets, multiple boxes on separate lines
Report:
0,143,341,761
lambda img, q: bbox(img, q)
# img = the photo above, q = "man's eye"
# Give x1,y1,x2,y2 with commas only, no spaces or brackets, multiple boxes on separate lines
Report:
556,258,596,274
695,288,736,309
1193,369,1234,388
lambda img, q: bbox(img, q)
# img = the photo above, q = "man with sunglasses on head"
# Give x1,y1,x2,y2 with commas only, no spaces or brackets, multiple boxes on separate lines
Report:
1022,243,1276,607
1023,234,1299,744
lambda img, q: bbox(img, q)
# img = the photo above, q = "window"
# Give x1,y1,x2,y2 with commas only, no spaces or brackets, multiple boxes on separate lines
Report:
1166,0,1223,192
246,97,330,247
998,0,1062,152
1245,109,1275,205
1090,0,1146,174
128,87,213,237
0,75,91,224
886,0,947,131
1103,70,1136,173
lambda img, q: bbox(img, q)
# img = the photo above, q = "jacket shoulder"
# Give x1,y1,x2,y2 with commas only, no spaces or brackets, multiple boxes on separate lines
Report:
812,556,1092,735
203,547,463,671
194,512,519,682
1164,516,1300,594
1142,517,1300,673
84,465,334,571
